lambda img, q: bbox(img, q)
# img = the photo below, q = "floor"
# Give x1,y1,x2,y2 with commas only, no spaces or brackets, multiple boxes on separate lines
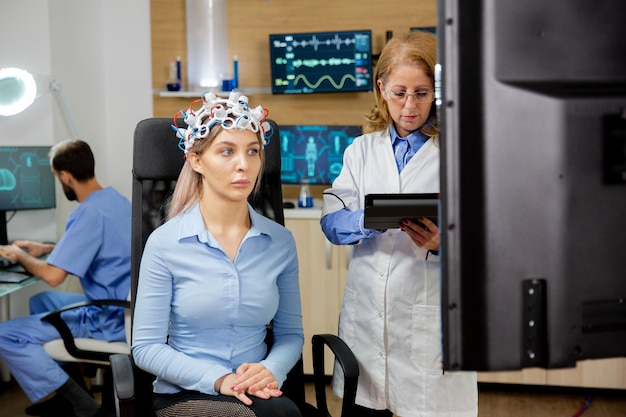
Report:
474,384,626,417
1,379,626,416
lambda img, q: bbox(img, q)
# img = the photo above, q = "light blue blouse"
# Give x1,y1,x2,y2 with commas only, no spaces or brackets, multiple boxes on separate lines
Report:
131,203,303,396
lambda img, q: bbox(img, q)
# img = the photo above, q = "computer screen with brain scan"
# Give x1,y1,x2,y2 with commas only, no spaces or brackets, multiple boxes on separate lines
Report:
0,146,56,244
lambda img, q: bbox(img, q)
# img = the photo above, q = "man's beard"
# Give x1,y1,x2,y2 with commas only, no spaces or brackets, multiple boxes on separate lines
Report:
62,183,77,201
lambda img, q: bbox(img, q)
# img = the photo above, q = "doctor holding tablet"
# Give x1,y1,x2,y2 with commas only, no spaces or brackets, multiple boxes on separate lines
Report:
320,31,477,417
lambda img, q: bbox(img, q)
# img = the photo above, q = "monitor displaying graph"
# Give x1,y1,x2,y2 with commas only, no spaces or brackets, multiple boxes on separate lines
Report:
269,29,373,94
279,125,362,185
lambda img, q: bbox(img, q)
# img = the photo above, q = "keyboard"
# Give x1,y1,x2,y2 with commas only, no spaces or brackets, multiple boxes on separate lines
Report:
0,256,18,270
0,270,32,283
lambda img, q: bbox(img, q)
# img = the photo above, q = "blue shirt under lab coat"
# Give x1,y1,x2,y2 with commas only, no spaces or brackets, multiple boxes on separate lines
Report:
321,125,428,245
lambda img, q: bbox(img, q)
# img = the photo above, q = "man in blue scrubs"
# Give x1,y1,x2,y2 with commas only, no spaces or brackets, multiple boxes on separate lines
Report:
0,139,131,417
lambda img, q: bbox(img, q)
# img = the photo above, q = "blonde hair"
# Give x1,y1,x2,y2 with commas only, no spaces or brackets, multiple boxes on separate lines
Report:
364,31,439,137
167,126,266,219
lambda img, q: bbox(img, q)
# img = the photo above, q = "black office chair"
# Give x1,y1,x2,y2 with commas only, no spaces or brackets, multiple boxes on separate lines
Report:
110,117,359,417
40,298,131,410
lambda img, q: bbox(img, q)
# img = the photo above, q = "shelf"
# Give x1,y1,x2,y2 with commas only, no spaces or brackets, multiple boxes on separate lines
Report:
283,199,323,220
155,88,272,98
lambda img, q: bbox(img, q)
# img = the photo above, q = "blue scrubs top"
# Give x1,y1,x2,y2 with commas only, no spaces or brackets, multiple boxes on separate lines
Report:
47,186,131,341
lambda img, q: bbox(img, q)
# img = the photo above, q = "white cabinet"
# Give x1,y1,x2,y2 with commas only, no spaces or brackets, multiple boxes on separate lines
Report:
285,213,350,375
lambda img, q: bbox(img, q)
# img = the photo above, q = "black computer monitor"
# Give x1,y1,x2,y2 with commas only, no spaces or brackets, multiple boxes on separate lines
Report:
279,125,362,185
439,0,626,372
269,29,373,95
0,146,56,244
410,26,436,35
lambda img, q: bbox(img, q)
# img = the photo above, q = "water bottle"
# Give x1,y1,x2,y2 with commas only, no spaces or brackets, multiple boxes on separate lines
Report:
298,180,313,208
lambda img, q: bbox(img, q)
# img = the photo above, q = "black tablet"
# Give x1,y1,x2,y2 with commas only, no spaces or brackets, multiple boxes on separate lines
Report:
364,193,439,229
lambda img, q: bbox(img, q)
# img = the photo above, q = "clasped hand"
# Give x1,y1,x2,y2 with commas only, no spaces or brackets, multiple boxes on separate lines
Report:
217,363,281,405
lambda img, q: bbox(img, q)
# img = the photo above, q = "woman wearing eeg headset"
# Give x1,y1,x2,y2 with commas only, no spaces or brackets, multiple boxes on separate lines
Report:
320,32,478,416
131,92,304,417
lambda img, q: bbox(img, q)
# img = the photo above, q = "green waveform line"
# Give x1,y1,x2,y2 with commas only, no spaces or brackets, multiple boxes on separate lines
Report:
293,73,356,90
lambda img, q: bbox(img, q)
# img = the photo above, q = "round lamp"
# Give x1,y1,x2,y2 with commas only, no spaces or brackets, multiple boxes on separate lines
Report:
0,67,38,116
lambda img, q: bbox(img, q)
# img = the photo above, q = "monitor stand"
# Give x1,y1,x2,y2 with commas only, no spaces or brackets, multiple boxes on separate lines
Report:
0,211,7,245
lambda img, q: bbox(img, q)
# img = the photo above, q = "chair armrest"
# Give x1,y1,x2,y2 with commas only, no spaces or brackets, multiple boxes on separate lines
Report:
110,353,157,417
110,354,135,401
312,334,360,417
41,299,131,362
110,354,137,417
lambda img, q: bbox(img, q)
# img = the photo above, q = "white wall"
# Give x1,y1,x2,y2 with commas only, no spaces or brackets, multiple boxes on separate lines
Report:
0,1,57,243
0,0,152,317
48,0,153,232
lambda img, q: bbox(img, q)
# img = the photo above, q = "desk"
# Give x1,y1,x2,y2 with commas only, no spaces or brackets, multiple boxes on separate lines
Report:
0,275,40,317
0,273,39,382
283,198,322,220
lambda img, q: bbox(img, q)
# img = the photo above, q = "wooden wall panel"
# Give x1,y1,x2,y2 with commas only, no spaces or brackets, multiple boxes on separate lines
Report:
150,0,437,123
151,0,187,95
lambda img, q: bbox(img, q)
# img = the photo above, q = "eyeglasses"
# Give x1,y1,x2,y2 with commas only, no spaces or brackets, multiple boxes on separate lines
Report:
384,88,435,103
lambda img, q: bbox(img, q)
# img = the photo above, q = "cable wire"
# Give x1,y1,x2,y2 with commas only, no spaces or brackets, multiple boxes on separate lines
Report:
571,396,592,417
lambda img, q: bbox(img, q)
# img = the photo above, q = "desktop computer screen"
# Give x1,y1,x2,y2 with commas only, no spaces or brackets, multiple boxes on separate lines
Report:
279,125,362,185
0,146,56,244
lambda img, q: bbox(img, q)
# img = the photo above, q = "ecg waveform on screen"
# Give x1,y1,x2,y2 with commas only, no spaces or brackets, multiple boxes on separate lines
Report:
274,34,360,51
274,57,357,68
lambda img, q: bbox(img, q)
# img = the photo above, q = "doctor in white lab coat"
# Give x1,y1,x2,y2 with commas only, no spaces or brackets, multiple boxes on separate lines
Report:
320,32,477,417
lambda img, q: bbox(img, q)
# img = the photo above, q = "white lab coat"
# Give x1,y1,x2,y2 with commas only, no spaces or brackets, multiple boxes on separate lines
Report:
321,130,477,417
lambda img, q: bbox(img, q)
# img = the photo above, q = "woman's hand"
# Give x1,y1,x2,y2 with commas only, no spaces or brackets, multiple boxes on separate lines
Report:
400,217,439,251
216,363,282,405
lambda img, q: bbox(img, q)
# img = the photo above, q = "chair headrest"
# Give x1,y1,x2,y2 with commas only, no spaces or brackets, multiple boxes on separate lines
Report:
133,118,185,181
133,117,281,181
